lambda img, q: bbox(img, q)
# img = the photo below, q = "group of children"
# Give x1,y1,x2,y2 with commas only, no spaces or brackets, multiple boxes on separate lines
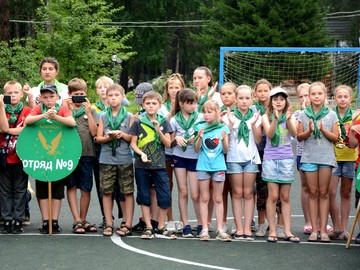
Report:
1,59,360,244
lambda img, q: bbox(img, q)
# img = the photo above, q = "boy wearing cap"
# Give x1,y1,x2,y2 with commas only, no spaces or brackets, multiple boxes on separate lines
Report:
25,83,76,234
0,81,32,234
134,83,154,116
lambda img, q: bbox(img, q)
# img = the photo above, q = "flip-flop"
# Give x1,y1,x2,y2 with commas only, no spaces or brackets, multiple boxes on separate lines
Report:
308,232,318,242
284,235,300,243
267,235,278,243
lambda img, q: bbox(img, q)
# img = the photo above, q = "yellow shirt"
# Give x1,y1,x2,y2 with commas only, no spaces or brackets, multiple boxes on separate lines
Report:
334,119,358,161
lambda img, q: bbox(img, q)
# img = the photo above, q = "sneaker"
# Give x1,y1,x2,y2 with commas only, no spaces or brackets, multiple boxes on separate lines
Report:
243,234,255,241
2,220,12,234
251,219,256,232
276,224,285,239
52,221,62,234
132,217,146,232
182,224,194,238
12,220,23,234
196,225,203,237
255,219,269,237
355,233,360,244
234,233,244,240
23,214,30,226
154,227,177,240
222,223,229,234
208,223,215,232
39,221,49,234
165,221,176,233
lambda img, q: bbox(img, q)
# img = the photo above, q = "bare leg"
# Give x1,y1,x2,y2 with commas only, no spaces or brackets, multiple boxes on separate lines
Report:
340,176,353,232
318,168,332,235
199,179,210,232
212,180,225,232
124,193,134,227
266,182,279,237
243,173,256,235
329,175,341,232
229,173,244,235
79,190,91,221
67,187,81,222
300,169,311,227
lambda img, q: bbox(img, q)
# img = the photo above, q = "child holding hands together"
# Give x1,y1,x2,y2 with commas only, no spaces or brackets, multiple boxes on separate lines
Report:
262,87,299,243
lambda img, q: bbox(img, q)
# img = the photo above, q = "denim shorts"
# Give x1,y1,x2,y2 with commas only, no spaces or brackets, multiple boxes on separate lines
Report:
197,171,226,182
172,155,197,171
296,156,301,171
301,163,332,172
226,161,258,174
65,156,94,192
135,168,170,209
261,158,294,182
332,161,355,178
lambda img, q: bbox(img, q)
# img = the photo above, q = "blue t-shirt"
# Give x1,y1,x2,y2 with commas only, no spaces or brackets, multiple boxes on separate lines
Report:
196,123,230,172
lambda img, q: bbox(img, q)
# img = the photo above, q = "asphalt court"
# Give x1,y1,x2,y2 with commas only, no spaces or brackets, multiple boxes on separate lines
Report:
1,165,360,269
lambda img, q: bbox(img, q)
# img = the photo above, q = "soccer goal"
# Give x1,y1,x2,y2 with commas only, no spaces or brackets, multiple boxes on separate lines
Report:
219,47,360,102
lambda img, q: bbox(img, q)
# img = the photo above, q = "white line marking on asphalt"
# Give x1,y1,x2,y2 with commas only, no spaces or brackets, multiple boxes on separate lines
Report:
111,235,239,270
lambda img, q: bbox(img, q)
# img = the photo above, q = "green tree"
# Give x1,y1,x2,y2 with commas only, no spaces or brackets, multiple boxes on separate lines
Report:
0,38,40,90
195,0,332,69
35,0,135,93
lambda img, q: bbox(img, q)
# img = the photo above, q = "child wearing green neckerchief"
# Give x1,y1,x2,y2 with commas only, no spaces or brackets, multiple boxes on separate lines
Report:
96,83,135,237
262,87,299,243
64,78,99,235
297,82,339,243
129,90,176,240
0,81,32,235
329,85,357,240
222,85,262,240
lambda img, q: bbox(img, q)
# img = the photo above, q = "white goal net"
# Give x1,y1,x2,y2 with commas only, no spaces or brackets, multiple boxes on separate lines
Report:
219,47,360,98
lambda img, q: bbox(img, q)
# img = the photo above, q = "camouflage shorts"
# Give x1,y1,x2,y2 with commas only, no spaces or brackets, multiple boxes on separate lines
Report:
100,163,134,195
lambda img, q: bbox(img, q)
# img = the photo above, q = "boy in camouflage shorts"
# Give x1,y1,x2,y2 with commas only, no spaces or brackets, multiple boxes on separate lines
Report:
96,84,135,237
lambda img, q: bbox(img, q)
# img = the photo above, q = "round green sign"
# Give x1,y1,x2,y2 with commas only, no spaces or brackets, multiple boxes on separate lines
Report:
17,119,82,182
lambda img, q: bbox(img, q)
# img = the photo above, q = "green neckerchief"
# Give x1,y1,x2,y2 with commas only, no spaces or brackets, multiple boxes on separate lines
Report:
204,121,225,133
72,106,85,118
174,110,199,151
164,100,171,112
95,100,106,112
234,108,254,146
5,102,23,124
193,120,225,144
197,86,211,112
221,105,236,112
139,114,167,149
106,106,128,149
40,103,60,114
254,101,266,116
270,113,286,146
333,106,354,140
304,105,330,139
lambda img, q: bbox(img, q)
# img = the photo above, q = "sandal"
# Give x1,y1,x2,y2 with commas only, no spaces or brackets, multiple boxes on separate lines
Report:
199,230,210,241
216,230,232,242
141,227,154,239
266,235,278,243
102,225,114,237
116,225,132,237
154,227,177,240
337,231,354,240
73,221,85,234
328,230,343,239
303,225,312,235
82,220,97,233
320,233,331,243
284,235,300,243
308,232,318,242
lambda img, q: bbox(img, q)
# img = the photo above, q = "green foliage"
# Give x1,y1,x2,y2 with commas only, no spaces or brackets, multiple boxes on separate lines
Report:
151,69,174,96
125,90,140,115
34,0,135,94
195,0,333,69
0,38,40,91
